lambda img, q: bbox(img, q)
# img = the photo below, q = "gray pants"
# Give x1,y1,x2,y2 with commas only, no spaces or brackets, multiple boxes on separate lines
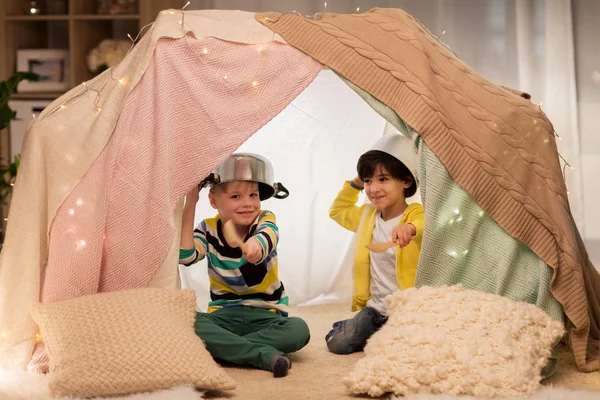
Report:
325,307,387,354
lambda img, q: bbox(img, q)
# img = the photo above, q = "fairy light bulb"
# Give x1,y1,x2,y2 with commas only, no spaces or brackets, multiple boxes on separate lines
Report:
202,48,208,54
448,250,458,258
223,75,228,80
76,198,83,206
59,105,65,110
251,81,258,87
257,45,264,53
68,209,75,215
356,7,360,12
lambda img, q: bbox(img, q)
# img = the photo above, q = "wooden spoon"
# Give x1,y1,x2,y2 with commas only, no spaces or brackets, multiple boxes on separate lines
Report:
222,219,247,252
366,241,397,252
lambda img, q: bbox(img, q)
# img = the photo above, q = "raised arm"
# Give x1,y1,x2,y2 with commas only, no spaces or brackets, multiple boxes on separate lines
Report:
329,177,366,233
179,185,207,266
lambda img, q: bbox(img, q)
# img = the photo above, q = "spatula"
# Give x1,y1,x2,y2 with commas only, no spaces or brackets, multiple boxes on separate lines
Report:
222,219,247,252
366,241,397,252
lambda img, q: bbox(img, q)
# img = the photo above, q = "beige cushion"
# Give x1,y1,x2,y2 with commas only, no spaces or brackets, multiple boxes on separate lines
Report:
31,288,235,397
343,285,564,398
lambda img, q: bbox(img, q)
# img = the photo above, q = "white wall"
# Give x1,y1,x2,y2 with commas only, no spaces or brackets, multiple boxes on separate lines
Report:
179,70,403,309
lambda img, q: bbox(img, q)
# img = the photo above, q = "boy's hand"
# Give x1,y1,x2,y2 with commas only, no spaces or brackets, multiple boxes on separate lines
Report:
243,237,263,264
185,184,201,206
392,223,416,248
351,176,364,190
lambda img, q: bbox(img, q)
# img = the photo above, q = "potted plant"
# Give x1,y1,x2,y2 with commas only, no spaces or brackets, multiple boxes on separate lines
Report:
0,71,40,242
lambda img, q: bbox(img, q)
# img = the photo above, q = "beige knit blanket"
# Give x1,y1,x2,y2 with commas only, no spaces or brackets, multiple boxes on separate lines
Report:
257,8,600,372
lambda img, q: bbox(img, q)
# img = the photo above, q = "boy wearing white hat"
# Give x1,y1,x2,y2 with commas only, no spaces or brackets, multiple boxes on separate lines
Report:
179,153,309,377
326,133,424,354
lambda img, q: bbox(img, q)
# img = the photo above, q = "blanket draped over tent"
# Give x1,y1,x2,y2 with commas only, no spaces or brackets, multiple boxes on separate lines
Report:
256,8,600,371
27,36,322,369
0,8,598,374
0,11,321,371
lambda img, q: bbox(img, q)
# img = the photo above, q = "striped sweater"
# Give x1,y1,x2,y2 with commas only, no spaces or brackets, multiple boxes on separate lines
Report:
179,210,288,315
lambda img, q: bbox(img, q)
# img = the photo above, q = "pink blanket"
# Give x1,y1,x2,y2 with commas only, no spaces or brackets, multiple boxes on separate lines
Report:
29,35,321,370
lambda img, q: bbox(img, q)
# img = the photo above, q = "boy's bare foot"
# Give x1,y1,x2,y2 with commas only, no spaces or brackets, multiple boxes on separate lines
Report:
271,354,291,378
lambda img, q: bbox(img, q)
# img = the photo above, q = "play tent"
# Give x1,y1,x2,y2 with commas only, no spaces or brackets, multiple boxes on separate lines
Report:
0,8,598,373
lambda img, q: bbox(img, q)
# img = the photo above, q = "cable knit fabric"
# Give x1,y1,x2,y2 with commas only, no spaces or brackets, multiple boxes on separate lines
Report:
30,288,235,397
343,285,565,398
257,8,600,372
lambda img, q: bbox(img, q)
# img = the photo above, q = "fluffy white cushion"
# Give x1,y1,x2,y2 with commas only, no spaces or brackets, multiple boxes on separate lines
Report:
343,285,564,398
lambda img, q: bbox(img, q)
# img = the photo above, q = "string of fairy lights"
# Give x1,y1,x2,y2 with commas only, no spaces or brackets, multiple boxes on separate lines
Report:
0,1,579,369
19,2,582,266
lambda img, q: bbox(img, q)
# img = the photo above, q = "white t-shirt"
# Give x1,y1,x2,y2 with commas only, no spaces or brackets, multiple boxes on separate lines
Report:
366,212,401,315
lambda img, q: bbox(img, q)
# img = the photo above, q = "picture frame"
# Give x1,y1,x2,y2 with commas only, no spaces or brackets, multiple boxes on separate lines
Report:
16,49,69,92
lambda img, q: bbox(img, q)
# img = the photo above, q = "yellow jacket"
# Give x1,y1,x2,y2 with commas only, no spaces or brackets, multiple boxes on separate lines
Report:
329,181,425,311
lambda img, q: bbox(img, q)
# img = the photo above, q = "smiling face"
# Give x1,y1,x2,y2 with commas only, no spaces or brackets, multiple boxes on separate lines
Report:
362,164,411,220
209,181,261,229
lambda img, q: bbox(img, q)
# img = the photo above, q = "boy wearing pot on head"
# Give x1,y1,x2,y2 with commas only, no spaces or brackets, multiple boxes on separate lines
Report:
326,133,424,354
179,153,310,378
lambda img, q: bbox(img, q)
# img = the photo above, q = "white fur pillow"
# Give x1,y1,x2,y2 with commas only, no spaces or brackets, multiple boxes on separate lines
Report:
343,285,564,398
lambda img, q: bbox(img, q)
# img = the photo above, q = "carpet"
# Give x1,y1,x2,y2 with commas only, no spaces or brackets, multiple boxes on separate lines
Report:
1,304,599,399
0,370,204,400
205,305,600,400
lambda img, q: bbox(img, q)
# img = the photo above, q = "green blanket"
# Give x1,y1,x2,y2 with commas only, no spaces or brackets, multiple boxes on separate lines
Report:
339,74,564,323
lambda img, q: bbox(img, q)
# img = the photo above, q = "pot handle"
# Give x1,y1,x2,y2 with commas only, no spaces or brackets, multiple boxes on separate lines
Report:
273,183,289,199
200,173,218,189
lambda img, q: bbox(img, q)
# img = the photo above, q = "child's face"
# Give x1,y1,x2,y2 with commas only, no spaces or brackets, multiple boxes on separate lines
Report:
363,164,411,214
209,181,261,227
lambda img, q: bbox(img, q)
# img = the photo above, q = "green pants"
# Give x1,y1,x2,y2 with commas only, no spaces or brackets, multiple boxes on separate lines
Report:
194,306,310,371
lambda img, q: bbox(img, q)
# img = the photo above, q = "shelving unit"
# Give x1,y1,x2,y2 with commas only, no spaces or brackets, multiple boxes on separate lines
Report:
0,0,183,95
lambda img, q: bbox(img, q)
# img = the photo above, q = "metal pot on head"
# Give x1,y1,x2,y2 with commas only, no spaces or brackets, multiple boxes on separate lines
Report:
200,153,289,201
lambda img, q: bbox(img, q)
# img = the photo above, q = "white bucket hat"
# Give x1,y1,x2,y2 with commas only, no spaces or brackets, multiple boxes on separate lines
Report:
369,133,419,191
